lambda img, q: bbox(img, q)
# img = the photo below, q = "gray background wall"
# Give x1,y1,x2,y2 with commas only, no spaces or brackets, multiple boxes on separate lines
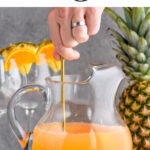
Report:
0,7,123,150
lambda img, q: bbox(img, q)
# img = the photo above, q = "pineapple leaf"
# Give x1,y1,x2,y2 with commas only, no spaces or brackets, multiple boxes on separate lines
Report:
140,75,150,81
131,72,144,79
113,48,129,60
116,55,129,66
124,7,132,28
117,18,130,40
137,37,148,52
104,8,126,25
119,41,138,59
105,8,138,45
113,48,122,53
139,63,149,73
132,7,145,32
106,7,150,82
113,48,131,68
136,52,146,63
129,60,139,69
145,30,150,46
128,29,139,47
108,28,126,42
119,41,129,54
127,45,138,59
123,65,134,72
122,66,130,75
124,7,132,15
145,7,150,15
139,12,150,36
127,7,132,11
117,55,129,64
146,46,150,57
111,40,121,49
147,57,150,67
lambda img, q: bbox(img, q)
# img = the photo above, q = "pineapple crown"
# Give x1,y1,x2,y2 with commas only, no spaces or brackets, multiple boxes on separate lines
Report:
105,7,150,82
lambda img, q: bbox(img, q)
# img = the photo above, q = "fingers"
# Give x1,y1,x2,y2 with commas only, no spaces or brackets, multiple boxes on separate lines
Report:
48,9,62,60
48,7,104,61
71,8,89,43
53,47,80,61
48,9,80,61
53,50,61,60
54,46,80,61
86,7,104,35
58,8,79,48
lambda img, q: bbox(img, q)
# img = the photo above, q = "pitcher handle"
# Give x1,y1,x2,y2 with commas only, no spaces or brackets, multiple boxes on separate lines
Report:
7,84,48,149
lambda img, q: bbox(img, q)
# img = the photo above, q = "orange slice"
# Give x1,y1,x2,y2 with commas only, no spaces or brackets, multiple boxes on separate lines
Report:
37,40,61,72
3,43,39,75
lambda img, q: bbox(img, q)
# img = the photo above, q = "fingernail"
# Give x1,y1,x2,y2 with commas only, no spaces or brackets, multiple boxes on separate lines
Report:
73,50,80,59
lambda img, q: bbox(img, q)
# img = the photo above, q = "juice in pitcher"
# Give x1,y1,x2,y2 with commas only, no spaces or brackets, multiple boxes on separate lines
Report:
32,122,132,150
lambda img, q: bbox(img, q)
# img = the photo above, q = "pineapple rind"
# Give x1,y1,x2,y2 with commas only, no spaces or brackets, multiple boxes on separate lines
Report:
119,82,150,149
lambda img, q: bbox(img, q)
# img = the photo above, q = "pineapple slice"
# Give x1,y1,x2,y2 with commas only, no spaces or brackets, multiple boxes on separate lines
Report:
2,42,39,75
37,40,61,72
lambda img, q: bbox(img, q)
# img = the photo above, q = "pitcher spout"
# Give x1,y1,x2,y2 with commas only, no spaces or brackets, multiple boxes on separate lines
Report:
89,63,125,86
87,64,125,124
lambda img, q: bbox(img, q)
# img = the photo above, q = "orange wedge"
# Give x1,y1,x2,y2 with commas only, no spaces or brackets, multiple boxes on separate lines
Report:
2,43,39,75
37,40,61,72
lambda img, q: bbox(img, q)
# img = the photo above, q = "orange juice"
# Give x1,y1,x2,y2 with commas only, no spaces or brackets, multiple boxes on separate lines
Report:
32,122,132,150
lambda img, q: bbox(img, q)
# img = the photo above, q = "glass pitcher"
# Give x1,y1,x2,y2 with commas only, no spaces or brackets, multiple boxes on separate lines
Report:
7,64,133,150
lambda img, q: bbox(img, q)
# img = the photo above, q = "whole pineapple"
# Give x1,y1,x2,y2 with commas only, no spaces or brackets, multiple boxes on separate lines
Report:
105,7,150,149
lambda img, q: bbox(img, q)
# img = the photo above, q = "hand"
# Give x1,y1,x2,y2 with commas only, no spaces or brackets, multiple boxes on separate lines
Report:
48,7,104,61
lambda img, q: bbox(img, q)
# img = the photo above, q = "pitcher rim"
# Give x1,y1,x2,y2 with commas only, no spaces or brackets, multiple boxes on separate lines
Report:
45,74,93,85
45,64,120,85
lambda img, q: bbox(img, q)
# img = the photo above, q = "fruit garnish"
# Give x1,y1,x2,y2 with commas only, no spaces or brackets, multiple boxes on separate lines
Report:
2,43,39,75
37,40,61,72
